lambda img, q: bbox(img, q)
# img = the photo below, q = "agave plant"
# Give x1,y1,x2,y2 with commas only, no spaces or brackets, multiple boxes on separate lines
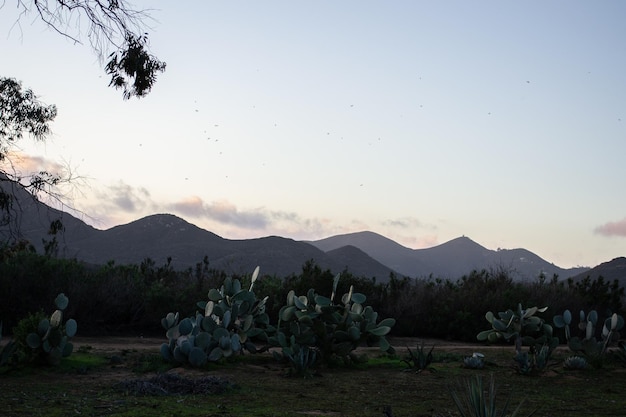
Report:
449,374,536,417
563,355,588,370
463,352,485,369
401,341,435,373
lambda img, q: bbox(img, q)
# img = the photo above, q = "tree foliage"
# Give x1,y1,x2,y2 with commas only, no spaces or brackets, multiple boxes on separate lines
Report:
0,77,61,232
5,0,166,98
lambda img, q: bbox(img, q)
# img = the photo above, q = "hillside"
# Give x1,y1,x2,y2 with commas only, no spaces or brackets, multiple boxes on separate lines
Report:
0,180,596,282
309,232,589,281
569,257,626,288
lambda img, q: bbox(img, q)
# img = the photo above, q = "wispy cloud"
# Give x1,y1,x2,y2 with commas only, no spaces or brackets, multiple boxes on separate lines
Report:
381,217,426,229
594,217,626,237
169,196,360,239
0,151,66,177
379,216,439,248
169,197,268,229
78,181,156,228
105,182,152,213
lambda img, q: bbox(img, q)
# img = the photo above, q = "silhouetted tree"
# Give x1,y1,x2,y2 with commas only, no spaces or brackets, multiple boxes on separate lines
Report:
3,0,166,99
0,77,67,244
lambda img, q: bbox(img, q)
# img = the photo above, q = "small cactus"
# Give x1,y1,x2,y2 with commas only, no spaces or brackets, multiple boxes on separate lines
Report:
563,355,588,370
463,352,485,369
25,293,77,365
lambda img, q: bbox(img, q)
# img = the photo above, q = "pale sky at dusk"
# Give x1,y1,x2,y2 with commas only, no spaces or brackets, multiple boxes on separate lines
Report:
2,1,626,269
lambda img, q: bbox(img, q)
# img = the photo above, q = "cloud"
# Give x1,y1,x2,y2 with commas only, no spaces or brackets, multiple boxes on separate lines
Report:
104,182,152,213
169,196,354,239
77,181,156,228
594,217,626,237
0,152,66,176
381,217,426,229
377,216,439,248
169,196,268,229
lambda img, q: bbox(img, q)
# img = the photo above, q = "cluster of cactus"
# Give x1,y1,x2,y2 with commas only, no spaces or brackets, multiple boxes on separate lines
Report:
553,309,624,368
161,267,274,367
477,303,558,375
462,352,485,369
25,293,77,365
270,273,395,369
0,322,17,366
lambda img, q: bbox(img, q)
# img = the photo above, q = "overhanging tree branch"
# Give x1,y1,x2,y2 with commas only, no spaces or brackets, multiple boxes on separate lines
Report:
6,0,166,98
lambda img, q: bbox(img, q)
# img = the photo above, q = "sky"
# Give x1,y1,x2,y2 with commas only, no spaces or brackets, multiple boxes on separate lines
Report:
2,1,626,269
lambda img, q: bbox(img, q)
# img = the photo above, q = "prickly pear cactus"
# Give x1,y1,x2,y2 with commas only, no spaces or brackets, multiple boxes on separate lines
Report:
25,293,77,365
271,273,395,368
477,303,557,374
161,266,274,366
554,309,624,368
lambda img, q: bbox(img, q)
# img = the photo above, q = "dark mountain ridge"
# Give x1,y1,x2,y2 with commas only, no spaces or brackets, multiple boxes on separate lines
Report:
308,232,590,281
569,257,626,289
0,180,602,282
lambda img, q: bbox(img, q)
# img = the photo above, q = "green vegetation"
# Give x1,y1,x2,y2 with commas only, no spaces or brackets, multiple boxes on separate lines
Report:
1,246,624,344
270,273,394,371
449,374,536,417
1,246,626,416
553,309,624,368
401,341,435,372
160,267,273,366
477,304,559,375
1,342,625,416
23,293,77,365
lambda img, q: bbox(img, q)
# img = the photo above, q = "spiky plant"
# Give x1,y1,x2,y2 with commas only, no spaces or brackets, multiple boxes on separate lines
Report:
449,374,536,417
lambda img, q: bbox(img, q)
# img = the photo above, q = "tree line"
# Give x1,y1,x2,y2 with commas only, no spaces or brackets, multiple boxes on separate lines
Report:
1,246,623,343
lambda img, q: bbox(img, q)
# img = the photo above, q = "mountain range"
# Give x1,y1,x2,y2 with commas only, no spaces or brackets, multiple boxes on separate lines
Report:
0,179,604,282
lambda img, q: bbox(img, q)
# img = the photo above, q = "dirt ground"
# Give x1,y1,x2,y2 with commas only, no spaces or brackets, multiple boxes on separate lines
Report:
70,335,561,355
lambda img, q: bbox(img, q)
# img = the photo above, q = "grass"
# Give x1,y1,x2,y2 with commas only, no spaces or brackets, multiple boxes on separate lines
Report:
1,340,626,417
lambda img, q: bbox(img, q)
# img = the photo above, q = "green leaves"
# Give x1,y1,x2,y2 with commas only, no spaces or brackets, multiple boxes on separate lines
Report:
24,293,77,365
105,34,166,100
0,78,57,142
161,267,273,367
54,293,69,310
273,273,395,371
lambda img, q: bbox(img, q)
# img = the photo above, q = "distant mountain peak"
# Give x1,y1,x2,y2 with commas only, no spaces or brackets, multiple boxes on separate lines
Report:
0,182,600,281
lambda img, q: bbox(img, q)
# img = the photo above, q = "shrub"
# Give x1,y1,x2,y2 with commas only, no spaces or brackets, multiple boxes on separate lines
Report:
270,273,395,369
477,303,558,375
161,267,273,366
20,293,77,366
553,309,624,368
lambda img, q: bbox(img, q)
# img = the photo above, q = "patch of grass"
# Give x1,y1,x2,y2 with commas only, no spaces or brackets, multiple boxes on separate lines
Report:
58,352,108,373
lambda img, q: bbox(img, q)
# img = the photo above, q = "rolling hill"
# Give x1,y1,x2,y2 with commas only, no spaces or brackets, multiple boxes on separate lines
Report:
0,179,598,282
308,232,589,281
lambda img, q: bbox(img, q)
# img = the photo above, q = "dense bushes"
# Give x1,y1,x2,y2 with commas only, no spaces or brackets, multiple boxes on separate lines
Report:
0,244,623,343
